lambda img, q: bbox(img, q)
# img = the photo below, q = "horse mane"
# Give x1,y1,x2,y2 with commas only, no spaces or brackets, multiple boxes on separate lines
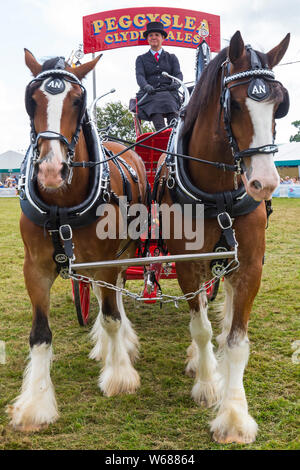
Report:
181,47,228,141
181,46,269,143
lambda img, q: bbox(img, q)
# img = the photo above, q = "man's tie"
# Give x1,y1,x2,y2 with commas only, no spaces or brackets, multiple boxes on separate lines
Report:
154,52,159,62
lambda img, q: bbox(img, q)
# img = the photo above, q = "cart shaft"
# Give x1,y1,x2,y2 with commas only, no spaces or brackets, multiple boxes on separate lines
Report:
70,251,236,271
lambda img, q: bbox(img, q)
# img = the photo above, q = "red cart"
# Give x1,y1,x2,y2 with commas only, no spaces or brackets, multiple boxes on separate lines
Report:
72,7,221,325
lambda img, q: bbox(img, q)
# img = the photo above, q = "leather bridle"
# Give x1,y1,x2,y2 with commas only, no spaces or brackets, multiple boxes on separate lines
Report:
220,44,289,175
25,68,87,168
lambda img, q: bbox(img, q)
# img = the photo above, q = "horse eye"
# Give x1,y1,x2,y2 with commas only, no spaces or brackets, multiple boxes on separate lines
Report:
73,97,82,107
231,100,241,111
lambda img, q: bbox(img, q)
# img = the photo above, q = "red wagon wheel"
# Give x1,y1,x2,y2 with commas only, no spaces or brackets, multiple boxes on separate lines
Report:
71,280,90,326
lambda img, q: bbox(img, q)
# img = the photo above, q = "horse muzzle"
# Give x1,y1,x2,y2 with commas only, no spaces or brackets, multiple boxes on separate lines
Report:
242,166,280,201
35,157,69,189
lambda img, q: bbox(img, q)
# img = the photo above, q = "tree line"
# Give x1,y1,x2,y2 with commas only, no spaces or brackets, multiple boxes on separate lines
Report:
96,101,152,141
96,101,300,143
290,121,300,142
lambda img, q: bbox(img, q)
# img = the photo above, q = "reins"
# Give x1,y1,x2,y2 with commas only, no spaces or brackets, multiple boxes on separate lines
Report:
70,124,238,173
103,133,237,172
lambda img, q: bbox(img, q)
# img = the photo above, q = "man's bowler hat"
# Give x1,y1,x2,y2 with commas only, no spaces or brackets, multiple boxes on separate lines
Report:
143,21,168,39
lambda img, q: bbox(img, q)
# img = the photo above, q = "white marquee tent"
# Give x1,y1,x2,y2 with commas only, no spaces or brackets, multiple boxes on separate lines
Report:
274,142,300,176
0,150,24,175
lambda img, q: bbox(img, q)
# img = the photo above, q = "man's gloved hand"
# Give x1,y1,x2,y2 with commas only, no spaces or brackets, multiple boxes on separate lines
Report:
167,84,180,91
144,84,155,95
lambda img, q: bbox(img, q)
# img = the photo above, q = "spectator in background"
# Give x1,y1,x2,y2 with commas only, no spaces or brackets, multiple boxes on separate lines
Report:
281,176,292,184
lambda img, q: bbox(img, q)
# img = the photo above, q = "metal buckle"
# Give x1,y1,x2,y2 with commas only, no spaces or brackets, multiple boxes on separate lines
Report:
59,224,72,241
67,167,73,185
59,267,70,279
18,175,26,199
167,176,175,189
103,191,111,203
100,176,111,202
235,158,242,175
18,174,25,190
100,176,109,190
258,144,278,154
217,212,232,230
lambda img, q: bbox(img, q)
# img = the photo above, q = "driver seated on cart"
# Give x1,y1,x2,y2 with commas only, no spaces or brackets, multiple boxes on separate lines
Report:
135,21,183,131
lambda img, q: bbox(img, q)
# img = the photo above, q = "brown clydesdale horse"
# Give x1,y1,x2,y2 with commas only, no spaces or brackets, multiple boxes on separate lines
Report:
7,50,148,431
154,31,290,443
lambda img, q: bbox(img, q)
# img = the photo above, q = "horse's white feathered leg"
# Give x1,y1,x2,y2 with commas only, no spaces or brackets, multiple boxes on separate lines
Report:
7,343,59,431
90,279,140,396
89,278,139,363
98,314,140,396
116,275,139,363
211,334,257,443
89,284,108,361
187,291,222,408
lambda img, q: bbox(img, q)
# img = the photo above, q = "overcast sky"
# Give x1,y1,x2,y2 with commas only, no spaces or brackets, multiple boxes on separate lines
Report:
1,0,299,154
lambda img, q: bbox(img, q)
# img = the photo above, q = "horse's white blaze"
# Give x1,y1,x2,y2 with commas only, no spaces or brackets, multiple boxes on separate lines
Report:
188,292,222,407
7,343,58,430
36,81,72,187
247,99,274,147
36,82,72,187
41,80,71,157
243,99,279,200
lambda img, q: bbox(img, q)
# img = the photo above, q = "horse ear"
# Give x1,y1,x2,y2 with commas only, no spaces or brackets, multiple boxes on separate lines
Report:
70,54,103,80
228,31,245,64
24,48,42,76
266,33,290,68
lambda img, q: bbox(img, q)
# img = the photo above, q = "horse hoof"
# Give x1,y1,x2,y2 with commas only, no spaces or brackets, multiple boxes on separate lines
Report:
11,422,49,433
6,399,59,433
210,406,258,444
184,366,196,378
99,364,140,397
212,431,256,444
7,406,50,433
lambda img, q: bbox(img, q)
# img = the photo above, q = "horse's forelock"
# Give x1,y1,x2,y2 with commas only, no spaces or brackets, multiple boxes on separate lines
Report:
42,57,66,71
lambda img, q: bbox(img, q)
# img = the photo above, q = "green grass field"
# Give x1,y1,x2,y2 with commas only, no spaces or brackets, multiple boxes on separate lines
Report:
0,197,299,450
